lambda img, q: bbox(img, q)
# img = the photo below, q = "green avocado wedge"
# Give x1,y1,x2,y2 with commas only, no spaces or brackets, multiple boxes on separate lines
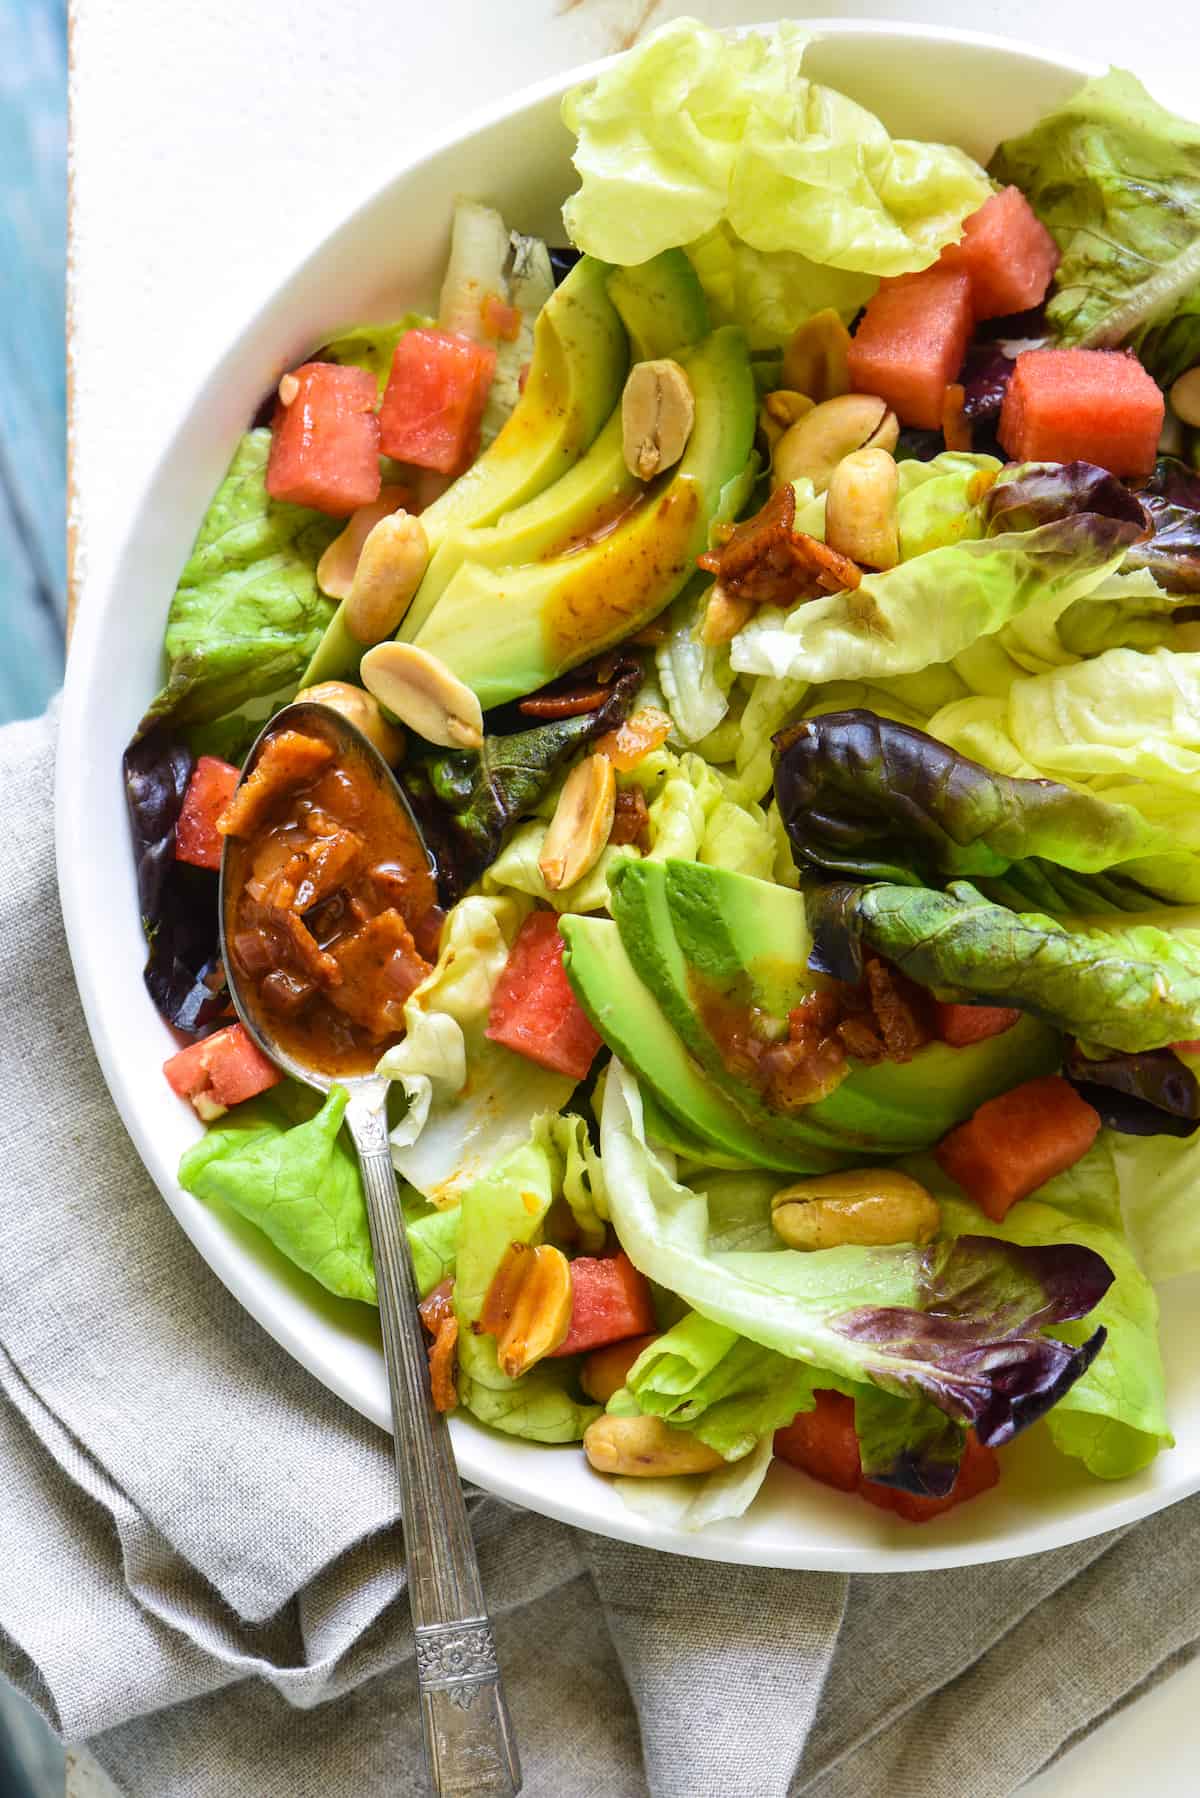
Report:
609,858,1063,1157
299,254,628,687
559,916,848,1174
407,324,756,707
402,252,712,639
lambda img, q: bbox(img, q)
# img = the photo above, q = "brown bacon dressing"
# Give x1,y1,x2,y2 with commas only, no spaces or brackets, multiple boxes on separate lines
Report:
220,715,438,1078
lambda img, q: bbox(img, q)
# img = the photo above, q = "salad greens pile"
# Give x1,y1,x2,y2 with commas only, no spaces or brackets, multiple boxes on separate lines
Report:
131,18,1200,1534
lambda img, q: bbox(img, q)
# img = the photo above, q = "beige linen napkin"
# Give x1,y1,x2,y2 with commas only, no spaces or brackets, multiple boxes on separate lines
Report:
1,702,1196,1798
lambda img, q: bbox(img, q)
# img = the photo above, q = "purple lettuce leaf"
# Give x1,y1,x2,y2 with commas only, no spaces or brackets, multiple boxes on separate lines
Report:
1124,457,1200,595
1064,1042,1200,1138
983,460,1148,538
834,1234,1112,1446
123,730,228,1035
960,343,1014,421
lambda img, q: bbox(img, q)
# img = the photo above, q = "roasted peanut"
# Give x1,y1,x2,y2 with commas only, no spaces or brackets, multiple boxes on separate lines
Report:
771,1169,940,1251
823,447,900,571
479,1241,573,1378
622,358,695,480
360,642,483,749
539,753,616,891
781,310,853,405
579,1334,659,1405
583,1414,725,1477
295,680,406,764
1170,366,1200,428
771,394,900,496
344,512,429,645
316,486,414,599
758,389,815,455
700,583,755,646
277,372,300,407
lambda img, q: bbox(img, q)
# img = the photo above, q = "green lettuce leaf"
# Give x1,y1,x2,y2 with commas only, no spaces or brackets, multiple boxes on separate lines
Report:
808,877,1200,1052
376,894,574,1208
918,1143,1172,1478
561,17,990,349
730,460,1146,684
608,1431,775,1531
178,1083,458,1306
137,430,339,749
452,1133,600,1443
1110,1116,1200,1283
599,1062,1111,1444
989,68,1200,355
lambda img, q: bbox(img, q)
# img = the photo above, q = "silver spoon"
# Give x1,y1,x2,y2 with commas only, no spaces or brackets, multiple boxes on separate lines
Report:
220,700,520,1797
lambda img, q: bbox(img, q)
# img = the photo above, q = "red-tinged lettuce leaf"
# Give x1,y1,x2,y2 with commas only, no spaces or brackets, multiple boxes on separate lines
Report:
852,1385,968,1497
960,343,1014,421
123,730,228,1035
807,877,1200,1052
402,662,641,904
1064,1042,1200,1138
773,709,1178,891
834,1234,1111,1446
981,460,1147,538
1124,458,1200,595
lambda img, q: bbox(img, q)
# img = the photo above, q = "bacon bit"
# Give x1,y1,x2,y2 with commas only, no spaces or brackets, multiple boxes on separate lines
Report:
518,685,615,720
864,958,933,1062
218,732,335,839
481,292,521,342
608,785,651,849
593,706,672,772
419,1278,459,1413
762,991,849,1110
282,910,343,988
942,382,972,453
697,484,861,610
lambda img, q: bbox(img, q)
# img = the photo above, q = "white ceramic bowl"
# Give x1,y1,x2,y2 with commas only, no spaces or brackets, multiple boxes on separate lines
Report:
58,20,1200,1571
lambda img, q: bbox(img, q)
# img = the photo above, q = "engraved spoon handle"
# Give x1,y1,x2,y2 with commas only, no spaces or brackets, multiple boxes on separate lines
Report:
347,1091,520,1797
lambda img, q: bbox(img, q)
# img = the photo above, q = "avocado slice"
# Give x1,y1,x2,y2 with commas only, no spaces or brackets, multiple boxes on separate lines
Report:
611,858,1062,1156
560,915,846,1174
299,254,627,687
407,324,756,707
403,251,711,639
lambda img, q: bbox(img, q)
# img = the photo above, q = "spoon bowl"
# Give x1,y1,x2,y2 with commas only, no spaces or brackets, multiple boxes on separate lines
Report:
219,701,521,1797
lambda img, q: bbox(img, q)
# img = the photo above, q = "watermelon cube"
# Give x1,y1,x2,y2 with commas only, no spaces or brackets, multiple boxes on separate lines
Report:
998,347,1165,478
932,1002,1021,1048
164,1023,281,1120
860,1431,999,1522
547,1252,657,1358
378,328,497,475
941,187,1060,320
935,1075,1101,1222
266,363,381,516
848,265,974,429
485,910,601,1081
175,756,240,871
774,1390,861,1493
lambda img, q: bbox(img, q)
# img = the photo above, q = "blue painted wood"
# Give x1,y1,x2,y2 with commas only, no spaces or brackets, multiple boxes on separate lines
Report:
0,0,68,724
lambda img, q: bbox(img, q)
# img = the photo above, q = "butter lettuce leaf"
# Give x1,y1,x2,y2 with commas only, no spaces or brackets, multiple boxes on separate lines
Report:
137,430,339,750
989,68,1200,357
561,17,989,349
808,878,1200,1052
731,460,1146,683
600,1062,1111,1445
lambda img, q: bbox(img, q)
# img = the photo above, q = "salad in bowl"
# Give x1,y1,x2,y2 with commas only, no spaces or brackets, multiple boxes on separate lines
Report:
122,18,1200,1535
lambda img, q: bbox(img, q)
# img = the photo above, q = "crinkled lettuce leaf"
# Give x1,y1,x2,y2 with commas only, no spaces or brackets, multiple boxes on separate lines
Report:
731,460,1145,683
808,877,1200,1052
989,68,1200,357
1124,459,1200,596
401,665,640,905
600,1062,1111,1445
1110,1118,1200,1282
774,708,1188,894
178,1082,458,1307
376,894,575,1208
137,431,339,750
561,17,989,349
452,1131,600,1443
916,1142,1172,1478
656,583,735,746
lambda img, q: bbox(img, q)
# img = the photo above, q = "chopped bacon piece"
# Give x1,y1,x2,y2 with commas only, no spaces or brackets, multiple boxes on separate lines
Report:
218,732,334,839
608,786,651,850
864,958,933,1063
698,484,861,609
326,908,430,1036
761,992,850,1110
419,1279,459,1413
518,685,615,719
285,828,366,913
283,910,343,988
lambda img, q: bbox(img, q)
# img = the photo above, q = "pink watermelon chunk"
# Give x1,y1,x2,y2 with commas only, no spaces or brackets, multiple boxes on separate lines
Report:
941,186,1060,319
848,266,974,429
999,347,1165,478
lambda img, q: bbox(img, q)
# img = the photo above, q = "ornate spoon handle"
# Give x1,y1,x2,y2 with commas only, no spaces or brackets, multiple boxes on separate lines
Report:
348,1088,520,1797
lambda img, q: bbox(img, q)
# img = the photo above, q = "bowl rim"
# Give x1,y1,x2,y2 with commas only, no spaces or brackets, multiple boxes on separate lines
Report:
62,18,1198,1574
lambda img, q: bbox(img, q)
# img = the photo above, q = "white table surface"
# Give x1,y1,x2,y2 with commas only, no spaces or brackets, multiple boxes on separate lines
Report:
69,1,1200,1791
